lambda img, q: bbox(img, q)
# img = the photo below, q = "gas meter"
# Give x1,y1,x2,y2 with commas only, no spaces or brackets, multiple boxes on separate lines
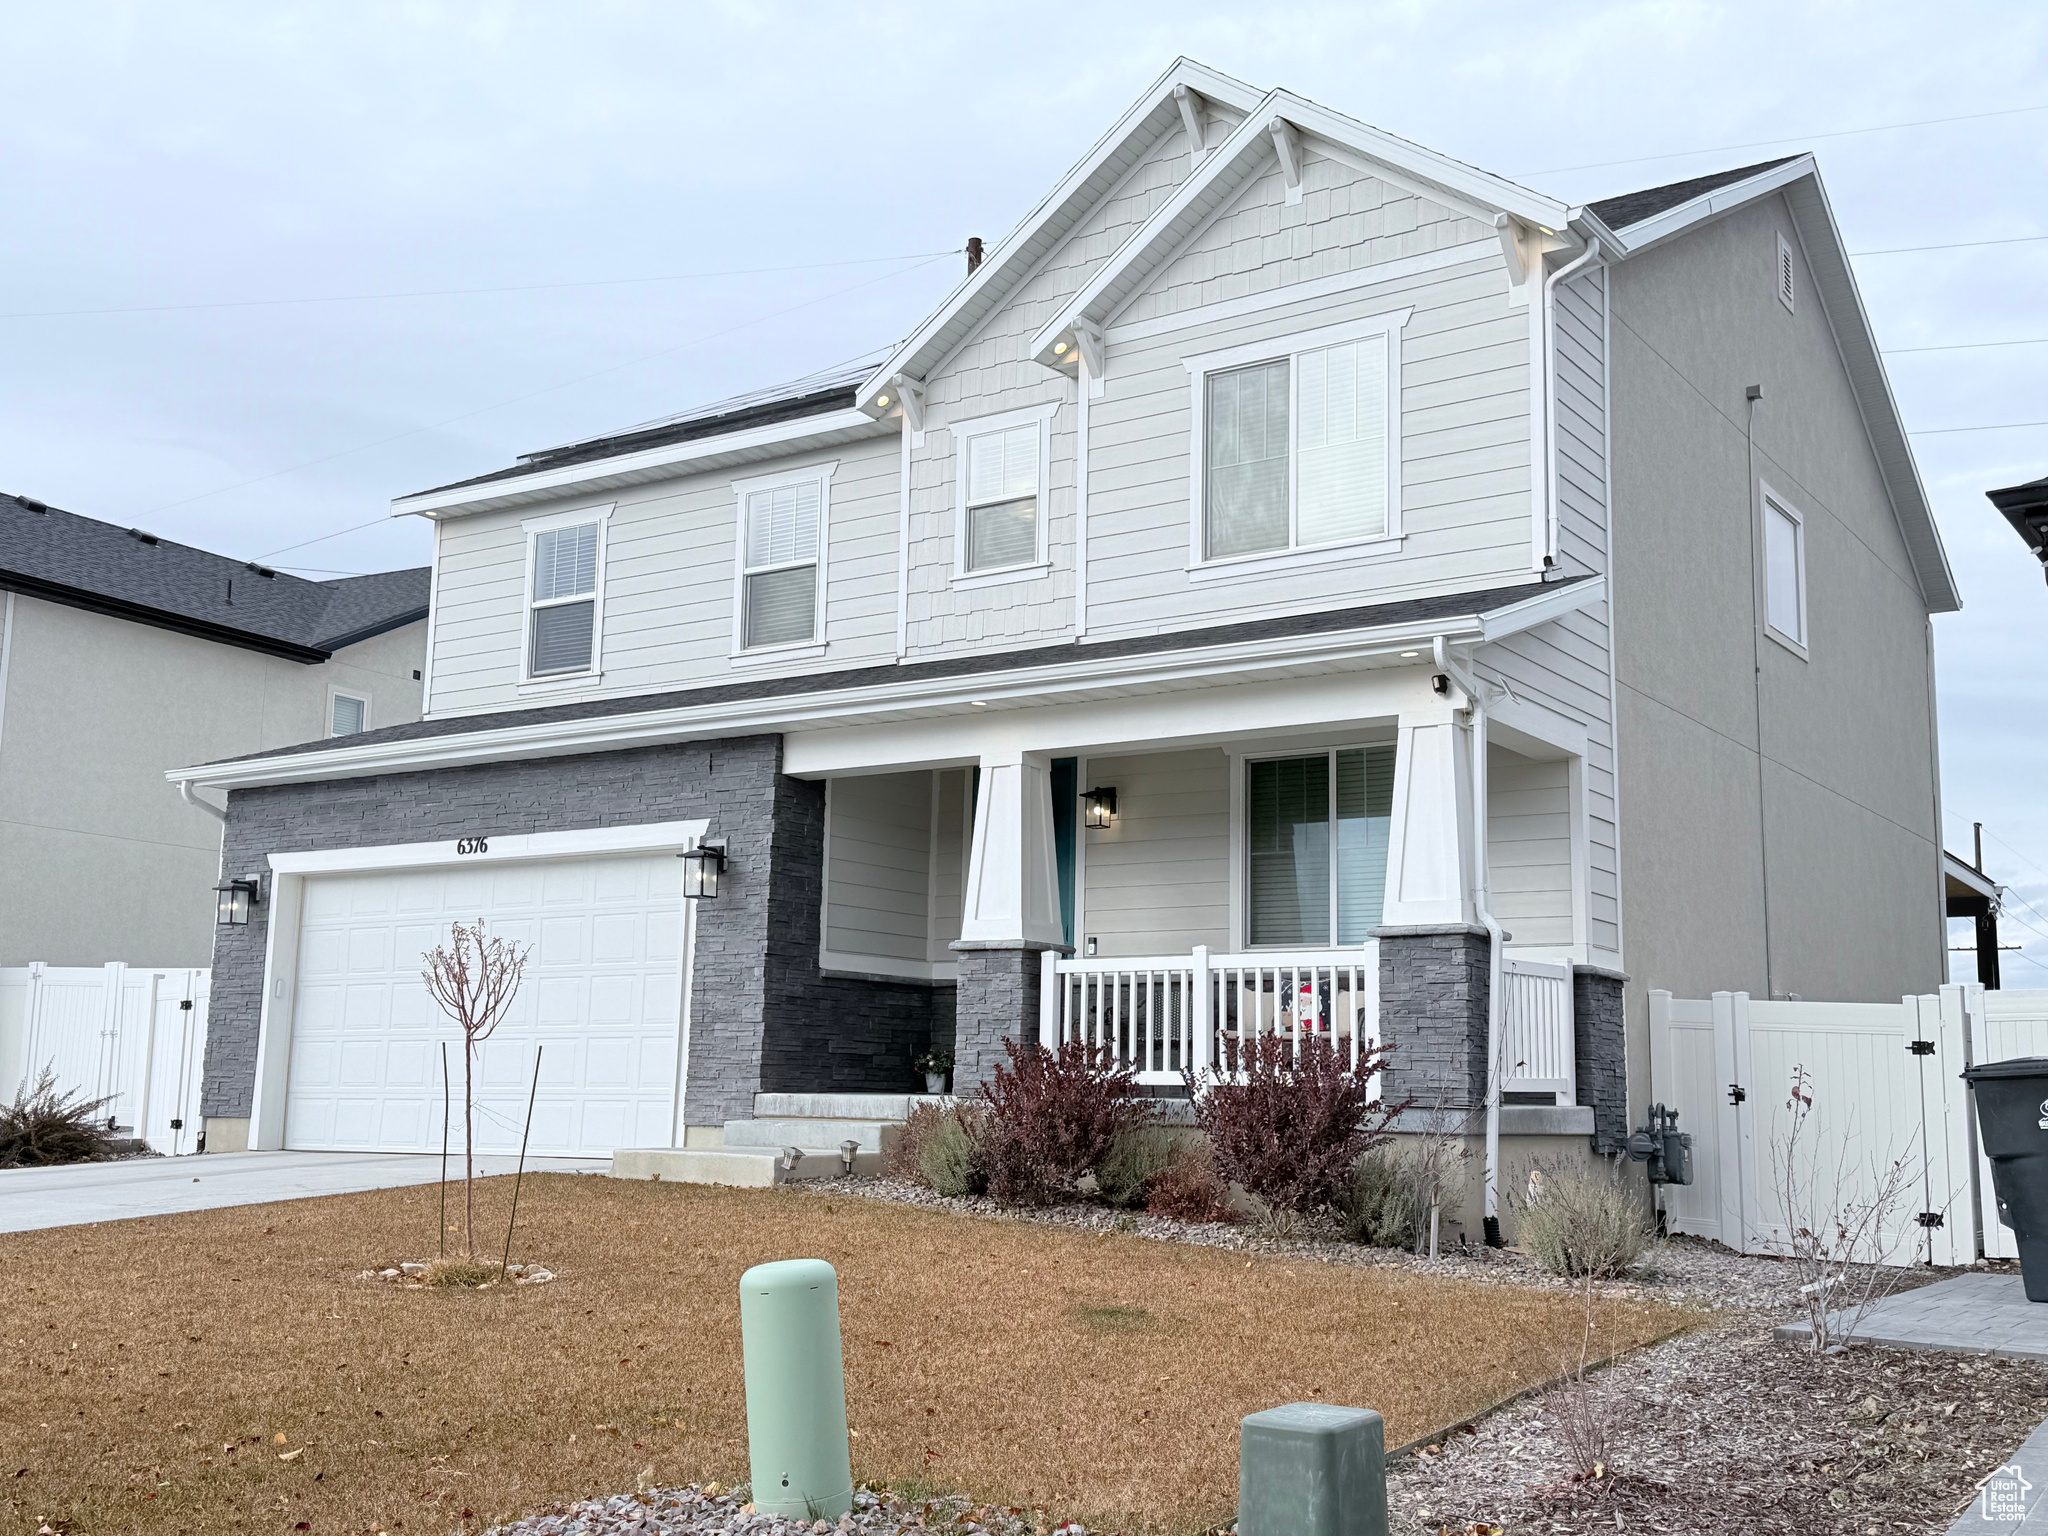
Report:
1625,1102,1693,1186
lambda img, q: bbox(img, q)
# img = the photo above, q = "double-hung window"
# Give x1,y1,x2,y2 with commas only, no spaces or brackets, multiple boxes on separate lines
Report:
1762,487,1808,653
735,467,832,652
950,403,1055,580
1192,312,1407,567
1244,746,1396,947
526,517,603,678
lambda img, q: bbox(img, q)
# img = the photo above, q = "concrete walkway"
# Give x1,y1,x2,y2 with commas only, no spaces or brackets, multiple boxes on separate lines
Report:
1775,1272,2048,1361
1949,1411,2048,1531
0,1150,607,1234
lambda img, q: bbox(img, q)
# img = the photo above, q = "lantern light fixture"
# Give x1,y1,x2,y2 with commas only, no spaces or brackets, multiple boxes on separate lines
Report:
680,838,728,899
1081,785,1118,830
214,874,262,926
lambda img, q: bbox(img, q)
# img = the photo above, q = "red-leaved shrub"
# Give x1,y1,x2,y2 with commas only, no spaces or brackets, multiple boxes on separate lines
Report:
976,1039,1151,1205
1192,1036,1405,1214
1145,1142,1238,1223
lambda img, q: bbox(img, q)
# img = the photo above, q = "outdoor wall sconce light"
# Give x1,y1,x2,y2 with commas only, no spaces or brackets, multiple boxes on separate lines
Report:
680,839,728,899
214,874,262,926
1082,786,1118,830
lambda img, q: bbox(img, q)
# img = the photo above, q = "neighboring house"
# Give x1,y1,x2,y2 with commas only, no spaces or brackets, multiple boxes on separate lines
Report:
169,60,1956,1203
1990,472,2048,583
0,492,429,968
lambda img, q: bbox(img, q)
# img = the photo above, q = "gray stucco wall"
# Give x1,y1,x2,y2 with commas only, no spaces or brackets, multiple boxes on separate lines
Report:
0,596,424,967
205,736,933,1134
1608,192,1946,1126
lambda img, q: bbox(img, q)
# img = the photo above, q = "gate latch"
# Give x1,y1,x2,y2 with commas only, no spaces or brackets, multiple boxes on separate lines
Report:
1727,1083,1747,1106
1908,1040,1936,1056
1915,1211,1945,1229
180,998,194,1011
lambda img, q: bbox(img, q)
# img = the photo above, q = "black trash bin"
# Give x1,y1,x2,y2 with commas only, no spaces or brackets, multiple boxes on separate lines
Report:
1964,1057,2048,1302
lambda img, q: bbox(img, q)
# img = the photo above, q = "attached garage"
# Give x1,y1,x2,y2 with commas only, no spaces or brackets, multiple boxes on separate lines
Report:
249,824,702,1158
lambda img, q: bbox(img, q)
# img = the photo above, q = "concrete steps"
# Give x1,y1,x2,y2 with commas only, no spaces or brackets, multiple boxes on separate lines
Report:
610,1091,937,1188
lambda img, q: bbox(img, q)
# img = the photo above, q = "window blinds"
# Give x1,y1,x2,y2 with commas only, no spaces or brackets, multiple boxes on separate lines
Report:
1205,360,1290,558
1334,746,1395,943
965,425,1039,570
745,481,821,569
533,523,598,601
330,694,365,736
1246,746,1395,947
529,522,599,675
1297,338,1389,545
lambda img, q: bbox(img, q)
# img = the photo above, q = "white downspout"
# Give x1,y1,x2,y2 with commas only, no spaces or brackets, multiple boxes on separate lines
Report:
1538,238,1603,572
1435,636,1507,1244
179,781,228,823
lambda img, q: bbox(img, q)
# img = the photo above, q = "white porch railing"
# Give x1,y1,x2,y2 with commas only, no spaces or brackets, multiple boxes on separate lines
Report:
1040,945,1381,1088
1500,957,1575,1103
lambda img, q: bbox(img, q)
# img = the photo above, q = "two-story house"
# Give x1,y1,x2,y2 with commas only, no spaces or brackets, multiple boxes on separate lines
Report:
170,60,1955,1230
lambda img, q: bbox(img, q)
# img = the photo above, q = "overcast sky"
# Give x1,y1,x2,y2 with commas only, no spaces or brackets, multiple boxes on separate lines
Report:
4,3,2044,982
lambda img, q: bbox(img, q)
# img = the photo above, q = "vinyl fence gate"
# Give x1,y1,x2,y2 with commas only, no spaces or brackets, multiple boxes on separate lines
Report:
0,963,211,1156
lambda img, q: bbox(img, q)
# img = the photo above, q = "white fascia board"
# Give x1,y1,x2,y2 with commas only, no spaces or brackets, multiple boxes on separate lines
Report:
165,591,1578,791
1943,851,2000,902
1592,155,1817,259
1028,90,1568,368
391,410,890,521
1474,573,1606,642
852,59,1269,414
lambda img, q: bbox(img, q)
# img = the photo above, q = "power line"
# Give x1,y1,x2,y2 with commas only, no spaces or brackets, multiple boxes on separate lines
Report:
140,254,950,522
1851,233,2048,257
1908,420,2048,436
0,251,961,321
1885,337,2048,355
1518,101,2048,179
257,516,393,561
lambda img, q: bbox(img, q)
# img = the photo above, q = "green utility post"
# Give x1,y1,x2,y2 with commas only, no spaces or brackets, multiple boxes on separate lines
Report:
1238,1402,1388,1536
739,1258,855,1521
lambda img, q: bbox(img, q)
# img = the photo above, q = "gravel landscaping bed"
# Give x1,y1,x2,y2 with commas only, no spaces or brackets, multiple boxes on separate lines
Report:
488,1484,1049,1536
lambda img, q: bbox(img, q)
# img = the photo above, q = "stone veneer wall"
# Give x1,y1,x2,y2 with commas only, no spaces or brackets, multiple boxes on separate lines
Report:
949,942,1063,1089
1572,966,1628,1152
205,736,934,1135
1373,924,1491,1109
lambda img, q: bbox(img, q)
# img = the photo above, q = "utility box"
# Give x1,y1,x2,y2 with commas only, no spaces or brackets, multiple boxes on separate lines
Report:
1238,1402,1387,1536
739,1258,855,1519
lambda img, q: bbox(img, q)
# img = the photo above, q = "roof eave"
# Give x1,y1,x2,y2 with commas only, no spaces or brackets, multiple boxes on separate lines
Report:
0,569,334,663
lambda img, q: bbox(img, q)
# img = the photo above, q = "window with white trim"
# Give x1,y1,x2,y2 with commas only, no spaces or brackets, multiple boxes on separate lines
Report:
528,521,600,676
329,691,367,737
1192,317,1401,566
1763,491,1807,649
963,422,1040,572
741,478,822,648
1244,746,1396,947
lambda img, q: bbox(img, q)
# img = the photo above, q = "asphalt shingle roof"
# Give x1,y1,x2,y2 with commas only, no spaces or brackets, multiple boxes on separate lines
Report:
0,492,429,661
1586,156,1802,232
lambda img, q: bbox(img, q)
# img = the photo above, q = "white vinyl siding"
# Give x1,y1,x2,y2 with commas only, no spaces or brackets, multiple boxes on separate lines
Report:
1077,749,1230,956
1764,491,1807,650
1487,749,1575,952
1244,746,1393,948
741,479,822,649
528,522,599,676
823,772,933,971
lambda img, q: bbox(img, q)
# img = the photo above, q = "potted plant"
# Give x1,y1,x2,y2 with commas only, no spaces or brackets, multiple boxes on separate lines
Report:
913,1047,953,1096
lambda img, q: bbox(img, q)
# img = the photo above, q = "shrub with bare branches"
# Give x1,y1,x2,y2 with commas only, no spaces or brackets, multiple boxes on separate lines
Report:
1517,1157,1654,1279
422,920,531,1256
1771,1064,1921,1352
1191,1036,1406,1215
975,1039,1151,1206
1145,1142,1238,1223
0,1071,116,1168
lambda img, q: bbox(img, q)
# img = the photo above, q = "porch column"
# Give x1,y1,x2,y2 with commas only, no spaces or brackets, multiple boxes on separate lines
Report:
950,748,1069,1088
1374,700,1489,1109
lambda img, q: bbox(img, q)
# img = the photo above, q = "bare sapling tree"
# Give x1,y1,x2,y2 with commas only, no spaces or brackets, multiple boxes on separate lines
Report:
423,921,531,1256
1545,1270,1616,1486
1772,1064,1919,1353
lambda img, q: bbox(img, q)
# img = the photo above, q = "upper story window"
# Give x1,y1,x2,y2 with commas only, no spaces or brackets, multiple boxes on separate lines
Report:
732,462,836,656
328,690,367,737
1187,311,1409,571
1245,745,1395,947
521,506,610,683
948,403,1056,584
1762,487,1807,654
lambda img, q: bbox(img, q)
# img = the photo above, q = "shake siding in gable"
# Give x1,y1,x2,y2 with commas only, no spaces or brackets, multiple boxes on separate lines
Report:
423,432,903,717
1080,156,1530,639
903,126,1207,656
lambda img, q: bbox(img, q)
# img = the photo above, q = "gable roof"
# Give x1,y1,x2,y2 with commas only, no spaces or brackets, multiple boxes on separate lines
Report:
848,58,1268,416
1577,155,1960,614
0,492,429,662
1988,472,2048,559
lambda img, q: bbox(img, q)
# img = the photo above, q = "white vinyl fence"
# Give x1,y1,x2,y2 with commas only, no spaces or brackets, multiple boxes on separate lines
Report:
0,964,210,1156
1651,985,2007,1269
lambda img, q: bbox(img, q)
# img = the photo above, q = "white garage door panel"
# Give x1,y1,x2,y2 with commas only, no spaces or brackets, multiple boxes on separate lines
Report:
284,852,684,1157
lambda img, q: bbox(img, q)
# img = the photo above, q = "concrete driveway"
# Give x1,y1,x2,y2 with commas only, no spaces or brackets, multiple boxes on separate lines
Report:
0,1150,608,1235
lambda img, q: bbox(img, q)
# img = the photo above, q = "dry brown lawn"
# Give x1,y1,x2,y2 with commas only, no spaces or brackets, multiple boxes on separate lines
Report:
0,1174,1688,1536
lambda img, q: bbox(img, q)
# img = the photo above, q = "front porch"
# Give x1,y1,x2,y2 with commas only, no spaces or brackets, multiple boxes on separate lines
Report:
798,662,1625,1139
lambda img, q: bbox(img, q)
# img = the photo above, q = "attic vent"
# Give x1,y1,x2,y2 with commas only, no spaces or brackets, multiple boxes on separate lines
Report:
127,527,160,546
14,495,49,513
245,562,277,578
1776,232,1796,314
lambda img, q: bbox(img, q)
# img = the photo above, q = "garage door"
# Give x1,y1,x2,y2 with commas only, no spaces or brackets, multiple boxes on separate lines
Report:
283,852,684,1157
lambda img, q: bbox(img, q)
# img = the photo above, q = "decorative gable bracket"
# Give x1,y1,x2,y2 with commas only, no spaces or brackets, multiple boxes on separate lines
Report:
1494,213,1568,306
1268,116,1304,205
1175,85,1209,162
877,374,926,444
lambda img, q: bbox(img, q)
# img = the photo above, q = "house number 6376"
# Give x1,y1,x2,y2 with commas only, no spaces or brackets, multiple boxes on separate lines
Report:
456,837,490,856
